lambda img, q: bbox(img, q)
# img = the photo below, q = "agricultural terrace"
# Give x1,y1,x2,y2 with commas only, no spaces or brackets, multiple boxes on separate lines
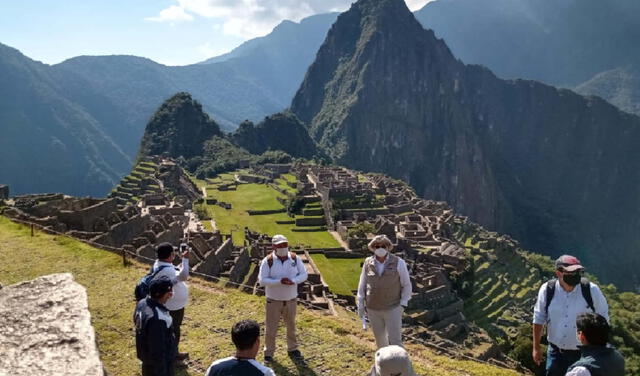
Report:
192,170,340,248
309,254,363,296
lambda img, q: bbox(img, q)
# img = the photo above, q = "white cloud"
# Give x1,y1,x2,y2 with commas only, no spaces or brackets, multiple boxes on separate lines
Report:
148,0,435,39
145,5,194,23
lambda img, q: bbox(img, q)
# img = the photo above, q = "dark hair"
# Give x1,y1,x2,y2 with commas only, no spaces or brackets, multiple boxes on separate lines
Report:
231,320,260,350
576,312,610,346
149,276,173,300
156,242,174,259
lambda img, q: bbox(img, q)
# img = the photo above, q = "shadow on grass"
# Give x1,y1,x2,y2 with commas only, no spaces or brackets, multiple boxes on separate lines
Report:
269,357,319,376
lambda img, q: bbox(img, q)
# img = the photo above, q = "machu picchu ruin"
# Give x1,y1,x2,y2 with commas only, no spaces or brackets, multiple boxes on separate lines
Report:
0,158,552,369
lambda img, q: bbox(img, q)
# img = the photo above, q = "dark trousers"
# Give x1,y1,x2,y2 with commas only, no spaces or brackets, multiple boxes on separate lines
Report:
169,308,185,351
142,362,174,376
546,344,581,376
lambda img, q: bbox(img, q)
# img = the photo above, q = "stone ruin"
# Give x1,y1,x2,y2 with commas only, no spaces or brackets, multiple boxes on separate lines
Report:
109,156,201,208
0,273,103,376
0,184,8,200
281,164,513,360
3,194,186,255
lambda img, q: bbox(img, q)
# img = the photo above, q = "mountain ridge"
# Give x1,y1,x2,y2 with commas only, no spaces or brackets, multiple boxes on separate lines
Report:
291,0,640,290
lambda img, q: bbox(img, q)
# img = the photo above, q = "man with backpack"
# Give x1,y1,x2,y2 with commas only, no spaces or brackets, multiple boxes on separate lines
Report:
532,255,609,376
134,276,176,376
257,234,308,363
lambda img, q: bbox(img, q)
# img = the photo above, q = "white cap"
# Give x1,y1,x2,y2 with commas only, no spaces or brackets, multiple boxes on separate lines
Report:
372,346,416,376
272,234,288,245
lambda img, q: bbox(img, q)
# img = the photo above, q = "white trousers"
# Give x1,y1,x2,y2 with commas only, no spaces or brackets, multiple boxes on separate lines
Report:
368,305,403,349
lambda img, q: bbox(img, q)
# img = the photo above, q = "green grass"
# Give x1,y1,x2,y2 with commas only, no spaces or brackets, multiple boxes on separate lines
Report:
0,217,519,376
203,179,339,248
310,255,364,296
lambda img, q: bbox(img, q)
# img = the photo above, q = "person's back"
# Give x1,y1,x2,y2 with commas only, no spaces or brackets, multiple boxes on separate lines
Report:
206,319,275,376
206,356,274,376
566,313,625,376
567,346,625,376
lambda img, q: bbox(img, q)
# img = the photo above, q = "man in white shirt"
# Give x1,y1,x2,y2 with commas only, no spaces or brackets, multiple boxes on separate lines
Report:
532,255,609,376
257,234,308,362
154,242,191,364
357,235,412,349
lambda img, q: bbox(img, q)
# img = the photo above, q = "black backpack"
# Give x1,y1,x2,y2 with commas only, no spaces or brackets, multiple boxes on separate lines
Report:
545,277,595,315
134,265,171,301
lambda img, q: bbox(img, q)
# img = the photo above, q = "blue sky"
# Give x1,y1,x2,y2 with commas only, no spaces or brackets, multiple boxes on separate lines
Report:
0,0,431,66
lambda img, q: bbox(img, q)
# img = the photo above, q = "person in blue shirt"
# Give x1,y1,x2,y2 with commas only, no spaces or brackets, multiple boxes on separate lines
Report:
205,320,276,376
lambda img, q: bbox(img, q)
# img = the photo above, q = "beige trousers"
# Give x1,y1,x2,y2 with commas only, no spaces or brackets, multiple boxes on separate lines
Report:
368,304,403,349
264,298,298,356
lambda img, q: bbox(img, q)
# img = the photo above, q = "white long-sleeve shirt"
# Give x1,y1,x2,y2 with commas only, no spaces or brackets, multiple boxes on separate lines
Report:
154,258,189,311
532,279,608,350
258,253,308,301
356,256,412,309
565,366,591,376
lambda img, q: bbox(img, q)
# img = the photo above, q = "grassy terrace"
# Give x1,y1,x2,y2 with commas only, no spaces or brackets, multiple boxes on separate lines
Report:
460,234,542,332
0,217,519,376
194,171,339,248
309,254,364,296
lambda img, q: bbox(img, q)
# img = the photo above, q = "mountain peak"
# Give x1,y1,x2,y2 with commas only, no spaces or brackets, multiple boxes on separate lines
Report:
291,0,457,134
138,92,221,160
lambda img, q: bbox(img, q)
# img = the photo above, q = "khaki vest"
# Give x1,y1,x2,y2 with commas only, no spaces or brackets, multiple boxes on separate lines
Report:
365,253,401,310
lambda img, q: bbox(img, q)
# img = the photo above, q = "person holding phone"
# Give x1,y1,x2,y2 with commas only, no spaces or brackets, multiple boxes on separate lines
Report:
153,242,191,367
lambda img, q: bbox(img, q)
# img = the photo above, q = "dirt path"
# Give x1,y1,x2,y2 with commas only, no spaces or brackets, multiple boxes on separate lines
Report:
329,230,351,250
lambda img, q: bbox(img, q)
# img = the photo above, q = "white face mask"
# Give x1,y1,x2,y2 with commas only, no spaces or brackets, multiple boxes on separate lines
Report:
374,248,387,257
276,248,289,257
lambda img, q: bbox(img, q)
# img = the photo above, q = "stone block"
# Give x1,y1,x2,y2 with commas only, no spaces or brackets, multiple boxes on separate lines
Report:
0,274,103,375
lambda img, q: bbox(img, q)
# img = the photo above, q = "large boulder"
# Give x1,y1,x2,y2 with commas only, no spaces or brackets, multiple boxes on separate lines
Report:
0,273,103,375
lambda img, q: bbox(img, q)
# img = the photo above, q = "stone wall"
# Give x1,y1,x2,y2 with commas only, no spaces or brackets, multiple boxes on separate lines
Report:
295,217,326,226
91,214,151,248
0,273,103,375
58,198,118,231
0,184,9,200
214,238,234,265
228,249,251,284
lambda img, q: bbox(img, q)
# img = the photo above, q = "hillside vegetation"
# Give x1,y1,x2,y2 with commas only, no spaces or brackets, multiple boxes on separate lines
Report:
0,217,521,376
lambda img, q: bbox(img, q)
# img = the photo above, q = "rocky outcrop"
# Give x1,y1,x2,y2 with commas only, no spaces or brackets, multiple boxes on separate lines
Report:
0,273,103,375
290,0,640,289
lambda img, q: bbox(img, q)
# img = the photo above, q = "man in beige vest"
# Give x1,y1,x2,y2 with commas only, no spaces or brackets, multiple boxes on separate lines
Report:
357,235,412,348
